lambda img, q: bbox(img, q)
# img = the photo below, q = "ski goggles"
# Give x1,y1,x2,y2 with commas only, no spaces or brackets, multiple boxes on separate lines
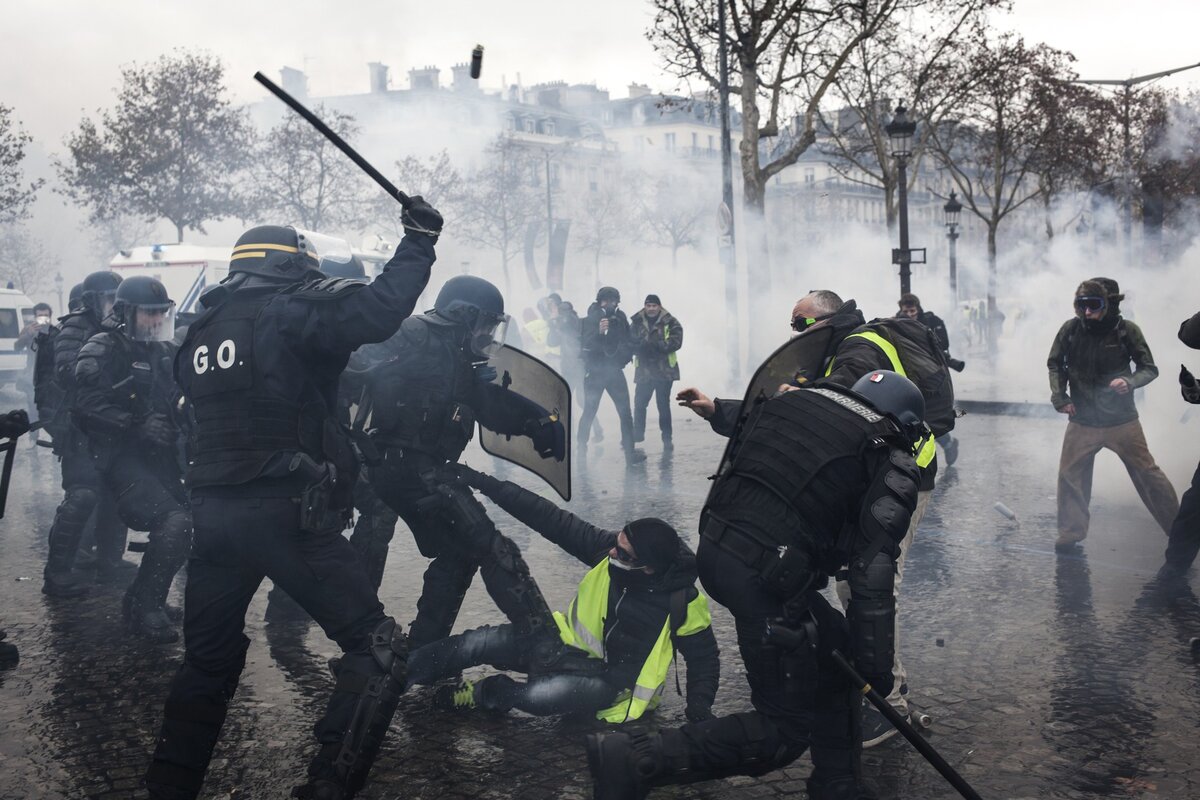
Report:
1074,296,1107,313
791,313,832,333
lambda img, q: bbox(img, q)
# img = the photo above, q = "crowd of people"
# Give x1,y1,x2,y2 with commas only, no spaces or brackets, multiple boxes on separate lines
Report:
0,198,1196,800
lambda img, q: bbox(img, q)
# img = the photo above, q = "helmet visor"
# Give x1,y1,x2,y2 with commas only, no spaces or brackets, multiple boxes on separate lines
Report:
94,289,118,318
295,230,352,270
471,313,510,358
129,303,177,342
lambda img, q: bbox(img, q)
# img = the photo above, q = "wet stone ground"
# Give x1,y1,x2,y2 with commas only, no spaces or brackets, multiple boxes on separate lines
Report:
1,396,1199,799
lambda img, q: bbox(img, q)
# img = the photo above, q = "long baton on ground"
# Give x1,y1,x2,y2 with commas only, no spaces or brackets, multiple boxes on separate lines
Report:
0,437,17,519
253,71,411,209
829,649,984,800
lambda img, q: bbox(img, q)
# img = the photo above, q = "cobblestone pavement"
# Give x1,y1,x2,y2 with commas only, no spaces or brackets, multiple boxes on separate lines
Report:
1,398,1199,799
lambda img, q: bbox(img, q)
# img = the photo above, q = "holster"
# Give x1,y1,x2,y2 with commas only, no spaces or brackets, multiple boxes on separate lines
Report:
701,512,822,599
291,452,351,535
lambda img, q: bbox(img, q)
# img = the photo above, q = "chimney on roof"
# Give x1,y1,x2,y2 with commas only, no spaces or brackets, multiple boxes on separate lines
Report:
280,66,308,98
451,63,479,93
628,83,651,99
409,66,441,91
368,62,389,94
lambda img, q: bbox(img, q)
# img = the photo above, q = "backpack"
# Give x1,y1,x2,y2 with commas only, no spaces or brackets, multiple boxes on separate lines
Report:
857,317,957,436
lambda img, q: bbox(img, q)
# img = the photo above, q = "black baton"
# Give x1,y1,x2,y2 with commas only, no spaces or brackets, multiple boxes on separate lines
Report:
830,649,984,800
253,71,411,208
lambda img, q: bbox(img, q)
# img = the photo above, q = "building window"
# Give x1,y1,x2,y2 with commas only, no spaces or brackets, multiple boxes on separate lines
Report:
804,168,815,185
691,132,698,149
530,163,541,187
544,120,556,136
603,110,613,124
708,134,714,151
524,119,535,133
664,132,676,151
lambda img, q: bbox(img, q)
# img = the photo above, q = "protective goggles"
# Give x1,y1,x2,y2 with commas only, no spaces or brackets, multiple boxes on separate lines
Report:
613,543,640,565
1074,296,1107,313
791,313,831,333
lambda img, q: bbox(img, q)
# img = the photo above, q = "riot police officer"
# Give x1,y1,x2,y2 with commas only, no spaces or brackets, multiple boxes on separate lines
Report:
42,271,128,596
72,276,191,642
145,204,441,800
358,275,566,653
588,371,923,800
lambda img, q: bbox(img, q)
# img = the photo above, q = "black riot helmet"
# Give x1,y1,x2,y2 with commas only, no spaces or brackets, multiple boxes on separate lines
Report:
81,271,123,318
113,276,177,342
432,275,510,358
68,283,85,312
228,225,350,283
851,370,926,443
320,253,367,279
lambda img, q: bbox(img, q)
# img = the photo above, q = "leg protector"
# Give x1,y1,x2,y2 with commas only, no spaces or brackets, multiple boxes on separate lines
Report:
44,486,98,578
301,617,408,799
407,557,476,649
478,533,557,642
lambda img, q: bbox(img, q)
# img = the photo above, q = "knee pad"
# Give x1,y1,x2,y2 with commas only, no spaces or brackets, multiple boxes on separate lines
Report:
369,616,408,683
59,487,99,524
487,533,529,575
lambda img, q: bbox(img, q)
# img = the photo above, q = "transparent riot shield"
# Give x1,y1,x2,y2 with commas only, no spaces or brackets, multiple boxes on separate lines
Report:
709,325,837,486
479,344,572,500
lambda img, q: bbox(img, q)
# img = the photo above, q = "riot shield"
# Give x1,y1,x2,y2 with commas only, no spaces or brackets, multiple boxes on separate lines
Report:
479,344,572,500
710,325,837,486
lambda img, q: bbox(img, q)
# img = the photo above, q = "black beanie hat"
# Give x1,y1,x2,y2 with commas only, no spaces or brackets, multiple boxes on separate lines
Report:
624,518,680,573
645,294,661,305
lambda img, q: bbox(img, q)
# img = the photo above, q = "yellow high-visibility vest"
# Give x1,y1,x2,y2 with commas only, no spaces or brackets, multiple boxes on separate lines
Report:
552,560,712,723
825,331,935,468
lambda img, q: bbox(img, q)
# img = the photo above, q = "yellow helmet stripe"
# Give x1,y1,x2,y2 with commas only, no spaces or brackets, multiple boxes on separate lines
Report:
230,251,267,261
232,243,300,254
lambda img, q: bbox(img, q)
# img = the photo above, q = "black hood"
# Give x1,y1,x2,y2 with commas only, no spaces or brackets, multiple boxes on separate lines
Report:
823,299,866,351
609,537,698,594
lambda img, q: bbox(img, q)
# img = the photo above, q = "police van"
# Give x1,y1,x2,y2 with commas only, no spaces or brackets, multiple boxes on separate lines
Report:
0,287,36,388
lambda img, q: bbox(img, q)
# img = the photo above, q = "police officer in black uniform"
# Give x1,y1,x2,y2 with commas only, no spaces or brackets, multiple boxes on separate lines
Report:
357,275,566,654
42,271,128,596
73,276,191,642
145,204,441,800
588,371,924,800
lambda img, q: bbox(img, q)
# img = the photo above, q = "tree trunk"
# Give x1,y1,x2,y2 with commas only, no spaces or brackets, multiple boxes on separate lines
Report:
175,221,185,244
1043,192,1054,240
986,222,999,358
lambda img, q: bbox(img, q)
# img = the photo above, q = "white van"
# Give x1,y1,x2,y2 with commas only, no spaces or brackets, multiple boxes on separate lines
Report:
109,243,232,313
0,287,35,387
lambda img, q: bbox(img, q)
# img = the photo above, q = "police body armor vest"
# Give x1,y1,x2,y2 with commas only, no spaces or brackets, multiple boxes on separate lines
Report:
712,385,905,556
366,315,478,462
178,288,327,488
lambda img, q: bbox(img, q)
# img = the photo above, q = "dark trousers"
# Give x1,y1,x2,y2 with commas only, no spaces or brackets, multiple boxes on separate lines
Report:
408,623,615,716
578,364,635,452
147,495,392,798
348,475,400,590
656,541,860,787
371,457,555,650
633,378,674,443
44,432,126,575
1165,460,1200,571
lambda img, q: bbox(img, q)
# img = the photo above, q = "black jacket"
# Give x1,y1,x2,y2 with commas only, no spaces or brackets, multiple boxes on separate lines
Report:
477,476,720,713
581,302,634,372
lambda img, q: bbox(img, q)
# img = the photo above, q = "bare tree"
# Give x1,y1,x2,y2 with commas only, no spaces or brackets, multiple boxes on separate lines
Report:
0,225,50,295
926,33,1077,349
89,214,160,267
0,105,43,225
636,168,708,269
650,0,925,309
820,1,1004,227
372,150,466,240
457,136,543,293
56,50,253,243
572,170,636,288
253,105,365,231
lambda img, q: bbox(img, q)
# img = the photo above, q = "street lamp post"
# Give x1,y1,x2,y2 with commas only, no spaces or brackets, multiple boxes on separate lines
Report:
943,190,962,302
886,103,923,297
54,271,63,314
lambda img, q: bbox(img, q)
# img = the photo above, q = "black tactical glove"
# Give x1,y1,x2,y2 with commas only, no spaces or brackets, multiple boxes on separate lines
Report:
137,413,176,448
0,409,30,439
474,363,498,384
451,463,503,497
685,703,715,723
524,415,566,460
861,671,894,699
401,195,443,241
1181,364,1200,404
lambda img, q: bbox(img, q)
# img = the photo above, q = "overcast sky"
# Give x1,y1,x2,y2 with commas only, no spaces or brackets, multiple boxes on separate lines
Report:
4,0,1200,147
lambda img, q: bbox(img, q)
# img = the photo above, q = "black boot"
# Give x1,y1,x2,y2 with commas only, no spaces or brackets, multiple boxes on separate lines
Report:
587,732,652,800
126,511,191,644
806,775,878,800
43,494,94,597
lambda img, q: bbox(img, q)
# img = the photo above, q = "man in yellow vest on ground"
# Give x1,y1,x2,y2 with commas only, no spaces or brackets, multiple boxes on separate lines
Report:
405,467,719,724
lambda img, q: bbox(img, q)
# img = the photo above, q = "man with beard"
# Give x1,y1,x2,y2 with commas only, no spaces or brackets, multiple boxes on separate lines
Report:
630,295,683,451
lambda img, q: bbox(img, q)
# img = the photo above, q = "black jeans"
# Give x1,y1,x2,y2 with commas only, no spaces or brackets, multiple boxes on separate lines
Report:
633,378,674,443
1165,460,1200,571
146,494,392,798
578,364,635,452
661,540,860,785
408,623,616,715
